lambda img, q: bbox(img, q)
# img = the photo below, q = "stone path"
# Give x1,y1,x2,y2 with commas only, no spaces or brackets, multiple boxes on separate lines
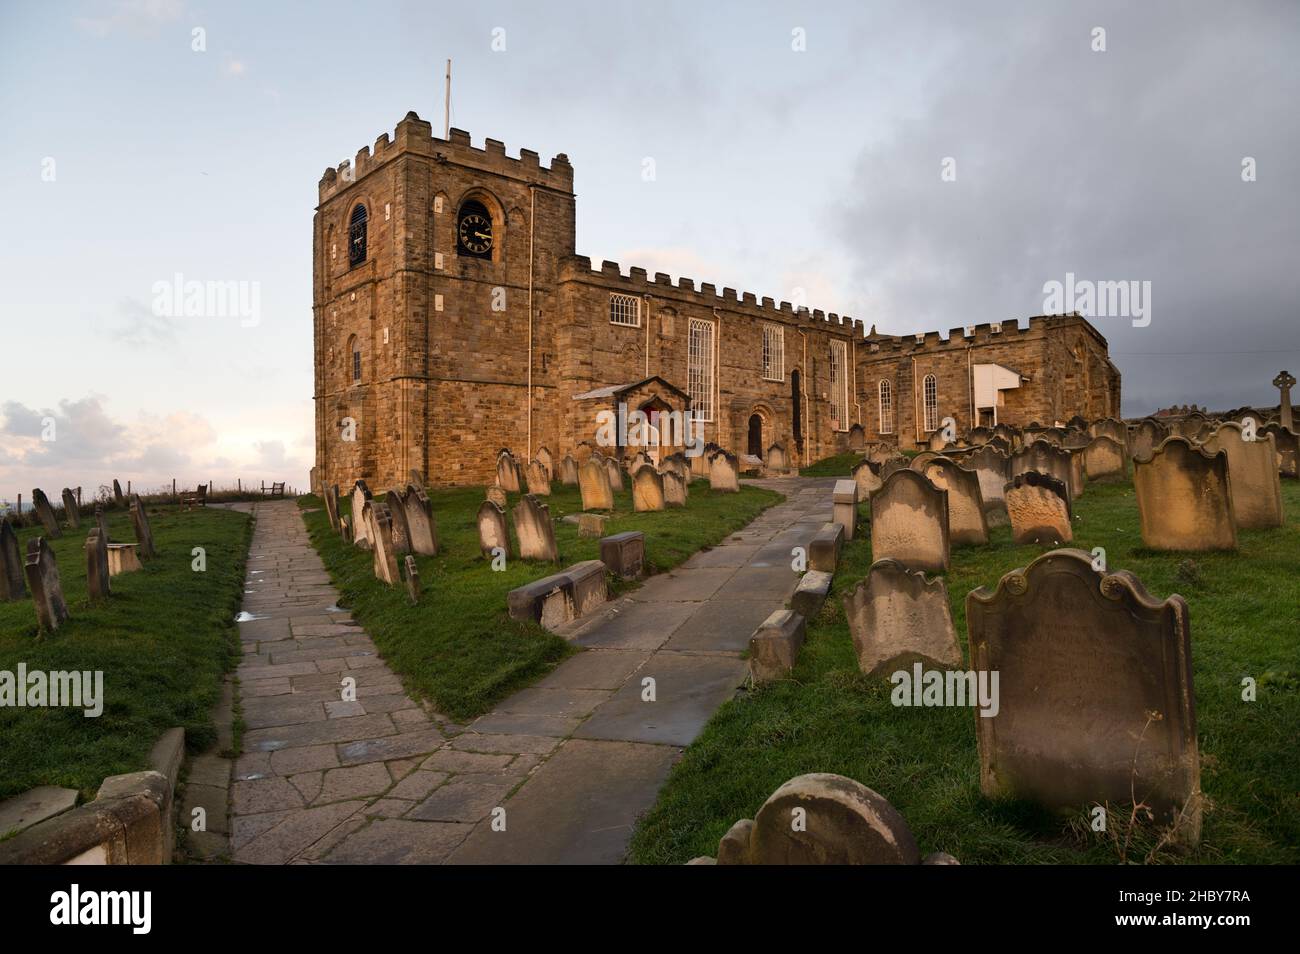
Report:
228,479,834,864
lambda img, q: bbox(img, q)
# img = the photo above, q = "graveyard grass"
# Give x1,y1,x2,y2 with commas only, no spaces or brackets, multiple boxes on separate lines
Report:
299,479,781,722
0,505,250,803
630,476,1300,865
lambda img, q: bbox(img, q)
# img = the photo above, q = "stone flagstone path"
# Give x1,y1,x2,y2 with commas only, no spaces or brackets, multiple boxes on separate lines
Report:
229,479,834,864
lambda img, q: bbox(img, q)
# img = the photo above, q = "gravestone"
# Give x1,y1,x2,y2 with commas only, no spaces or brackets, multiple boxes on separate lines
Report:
660,469,688,507
93,505,110,545
843,559,961,677
864,442,896,465
967,426,993,446
400,484,438,555
129,494,156,558
106,544,142,577
909,451,940,472
512,494,559,562
927,431,951,452
1010,440,1075,502
578,458,614,510
1004,471,1072,545
1260,423,1298,478
1272,370,1294,432
85,527,111,602
496,450,522,493
960,445,1010,528
323,484,341,532
404,555,420,605
879,456,910,479
1133,437,1236,551
477,500,511,557
766,443,789,474
599,531,644,580
366,502,401,585
632,465,666,512
1082,435,1126,481
409,468,425,489
558,455,580,486
385,487,413,555
24,537,69,632
0,519,26,600
578,513,608,538
1203,423,1283,529
1130,419,1166,460
748,609,806,684
809,523,844,573
870,470,950,573
832,479,859,541
31,489,61,538
847,423,865,451
1088,418,1127,446
350,481,374,549
525,459,552,496
112,479,126,507
340,515,353,545
660,452,690,482
486,485,508,509
536,446,555,483
709,450,740,492
61,489,81,530
604,456,623,495
851,459,882,499
992,423,1018,449
967,549,1202,844
922,458,988,546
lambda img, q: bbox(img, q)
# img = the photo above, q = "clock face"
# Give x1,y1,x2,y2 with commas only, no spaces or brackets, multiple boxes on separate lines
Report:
458,208,493,257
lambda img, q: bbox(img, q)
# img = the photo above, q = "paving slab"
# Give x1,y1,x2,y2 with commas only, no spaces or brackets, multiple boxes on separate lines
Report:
321,819,474,864
570,599,697,650
663,598,786,653
533,650,651,691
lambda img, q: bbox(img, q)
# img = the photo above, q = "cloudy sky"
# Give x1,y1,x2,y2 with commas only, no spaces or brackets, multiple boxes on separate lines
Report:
2,0,1297,502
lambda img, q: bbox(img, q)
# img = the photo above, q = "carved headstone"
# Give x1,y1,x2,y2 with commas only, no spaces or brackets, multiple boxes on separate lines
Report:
968,549,1201,845
922,458,988,546
909,451,940,472
385,487,413,555
879,456,910,479
129,494,156,558
558,455,580,486
1203,424,1283,529
366,502,401,585
513,494,558,562
31,489,62,538
869,470,950,573
766,443,789,473
604,456,623,496
1088,418,1127,447
632,465,666,512
350,480,373,549
847,423,865,451
477,500,510,557
851,459,882,499
1004,471,1072,545
496,450,522,493
1272,369,1294,432
843,559,961,677
1260,423,1298,478
1130,419,1166,461
960,445,1010,528
61,489,81,529
660,452,690,482
660,469,688,507
0,519,26,600
1081,435,1126,481
708,450,740,492
85,527,111,602
525,459,552,496
323,484,341,532
1010,440,1076,502
400,484,438,555
24,537,69,631
535,446,555,483
1133,437,1237,551
486,485,508,509
578,458,614,511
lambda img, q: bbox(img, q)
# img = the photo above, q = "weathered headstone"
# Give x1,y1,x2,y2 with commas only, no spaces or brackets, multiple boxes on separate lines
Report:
578,513,608,539
660,469,688,507
486,485,508,509
832,479,859,541
535,446,555,482
1204,423,1283,529
709,450,740,492
909,451,940,472
85,527,111,602
409,468,425,490
112,479,126,507
1082,435,1126,481
365,502,401,585
864,442,896,465
1004,471,1072,545
599,531,644,580
323,484,341,532
843,559,961,677
1088,417,1127,446
525,459,552,496
558,455,580,486
350,480,374,549
24,537,69,632
851,459,883,499
1130,419,1166,461
496,450,522,493
960,445,1010,528
385,487,413,555
578,458,614,510
1260,422,1298,478
632,465,666,512
477,500,510,557
512,493,558,562
31,489,62,538
749,609,806,684
61,489,81,530
340,514,353,545
129,494,155,558
1134,437,1237,551
400,484,438,555
1010,440,1076,502
766,443,789,474
604,455,623,496
809,523,844,573
404,555,420,604
967,549,1202,844
847,423,866,451
660,452,690,483
0,519,26,600
923,458,988,546
879,456,910,479
870,470,950,574
927,431,950,452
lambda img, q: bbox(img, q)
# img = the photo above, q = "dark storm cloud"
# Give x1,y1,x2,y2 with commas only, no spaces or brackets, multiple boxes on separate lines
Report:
833,0,1300,415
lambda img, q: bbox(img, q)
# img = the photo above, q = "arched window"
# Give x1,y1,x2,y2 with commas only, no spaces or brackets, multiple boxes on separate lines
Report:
348,335,361,383
878,380,893,434
348,204,368,267
922,374,938,432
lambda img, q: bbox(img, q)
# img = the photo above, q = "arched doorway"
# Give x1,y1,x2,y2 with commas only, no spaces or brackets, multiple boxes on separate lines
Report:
747,414,763,458
791,370,803,456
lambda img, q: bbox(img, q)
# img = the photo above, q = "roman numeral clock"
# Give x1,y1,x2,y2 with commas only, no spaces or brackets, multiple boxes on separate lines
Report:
457,200,493,259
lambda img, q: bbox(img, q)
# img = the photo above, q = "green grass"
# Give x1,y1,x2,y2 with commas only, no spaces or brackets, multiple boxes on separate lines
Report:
629,473,1300,865
0,505,251,802
300,479,782,722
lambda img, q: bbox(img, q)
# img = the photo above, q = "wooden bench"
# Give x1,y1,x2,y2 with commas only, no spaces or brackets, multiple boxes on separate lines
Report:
179,484,208,510
260,481,286,499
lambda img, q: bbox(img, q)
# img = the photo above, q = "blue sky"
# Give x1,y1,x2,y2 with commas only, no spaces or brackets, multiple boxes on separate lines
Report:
2,0,1297,501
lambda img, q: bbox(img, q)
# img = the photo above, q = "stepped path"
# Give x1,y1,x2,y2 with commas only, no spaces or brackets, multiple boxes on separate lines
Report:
228,478,834,864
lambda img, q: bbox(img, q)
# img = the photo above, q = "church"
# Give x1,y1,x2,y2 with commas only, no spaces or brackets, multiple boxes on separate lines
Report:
312,112,1121,489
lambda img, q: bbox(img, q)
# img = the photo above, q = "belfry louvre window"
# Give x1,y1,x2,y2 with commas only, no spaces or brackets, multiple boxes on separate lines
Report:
829,339,849,431
609,293,641,327
348,204,368,268
762,323,784,381
878,380,893,433
687,318,715,422
923,374,939,431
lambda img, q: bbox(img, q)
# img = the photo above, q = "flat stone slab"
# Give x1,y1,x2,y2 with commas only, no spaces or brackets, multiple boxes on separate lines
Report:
575,652,748,746
322,819,474,864
712,564,800,601
662,598,786,653
534,650,651,691
571,598,697,650
625,567,736,603
0,786,78,836
446,740,680,865
680,544,762,569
